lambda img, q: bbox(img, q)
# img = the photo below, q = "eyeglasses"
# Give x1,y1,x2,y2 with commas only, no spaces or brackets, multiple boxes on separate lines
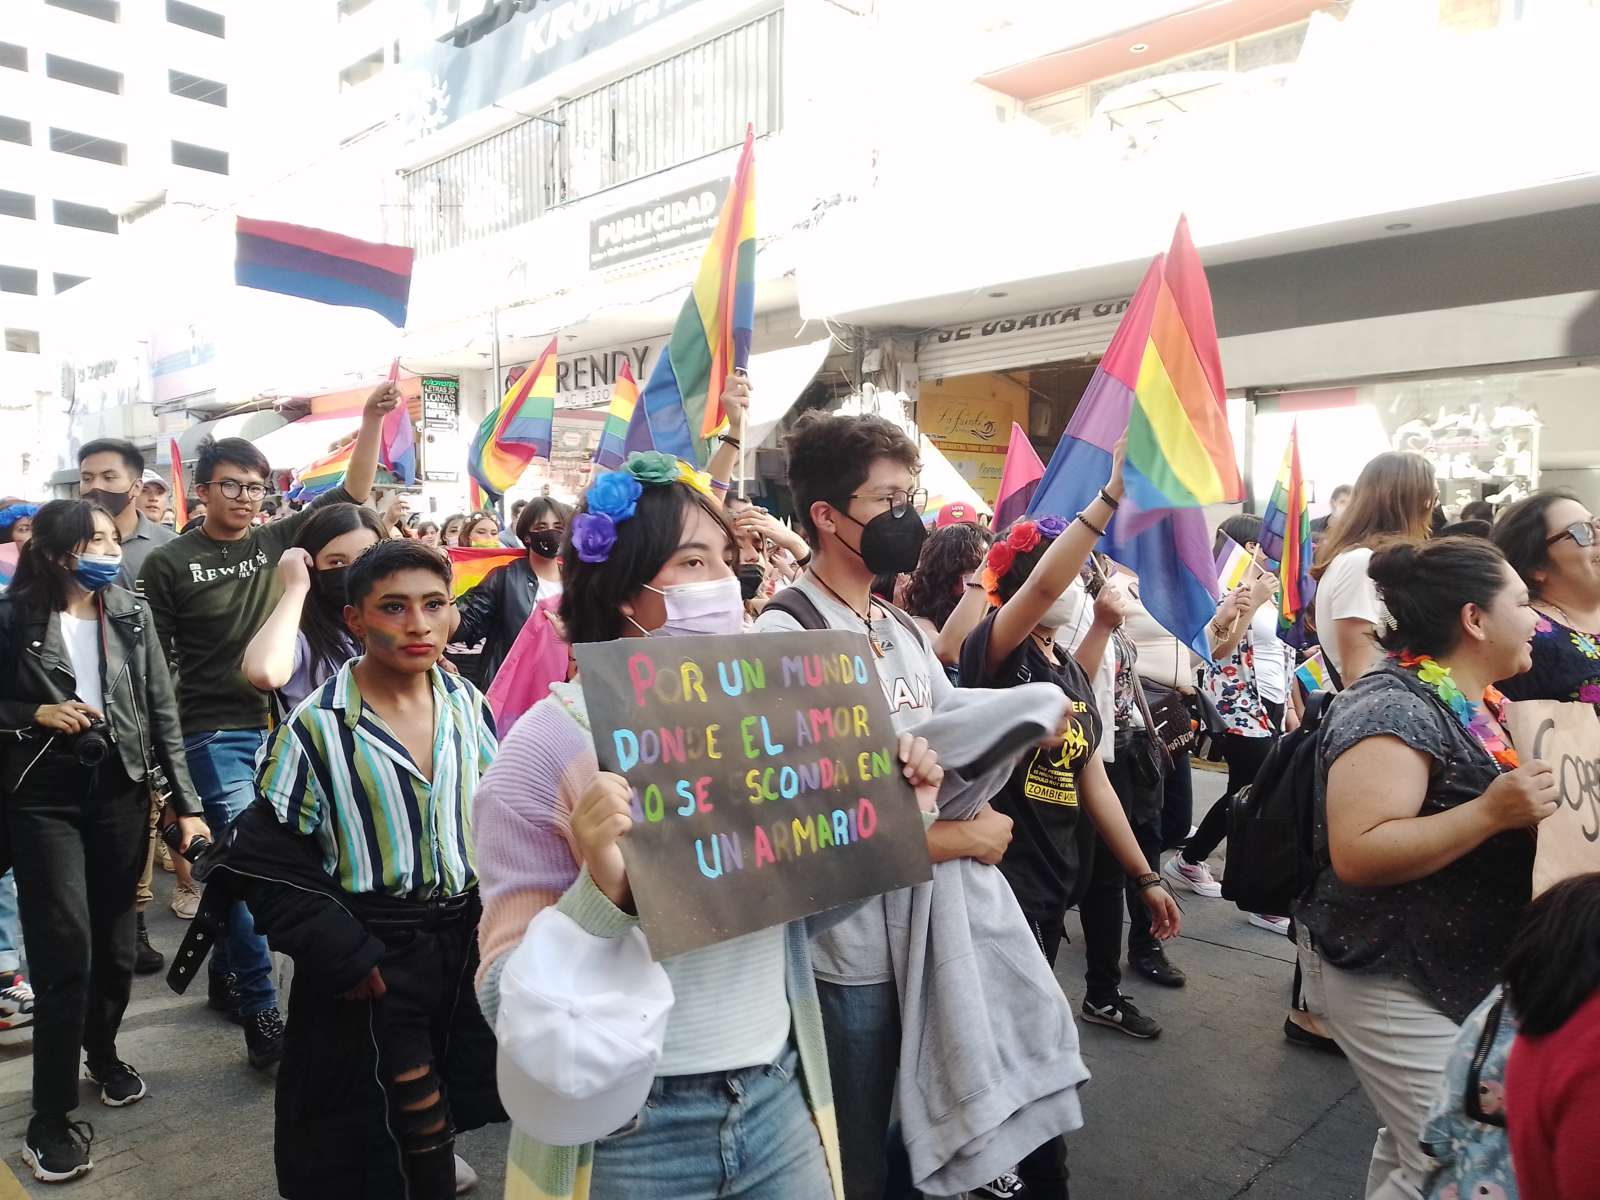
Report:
847,488,929,519
206,480,268,501
1547,519,1599,549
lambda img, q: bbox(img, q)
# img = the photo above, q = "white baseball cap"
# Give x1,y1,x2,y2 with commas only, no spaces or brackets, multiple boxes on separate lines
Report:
141,469,168,490
495,907,674,1146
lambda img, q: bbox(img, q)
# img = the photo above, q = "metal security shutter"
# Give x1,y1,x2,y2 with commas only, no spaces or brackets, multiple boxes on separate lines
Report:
916,295,1130,380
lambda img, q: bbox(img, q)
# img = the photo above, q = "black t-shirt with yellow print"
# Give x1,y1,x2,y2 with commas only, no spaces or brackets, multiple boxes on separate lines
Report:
959,610,1105,917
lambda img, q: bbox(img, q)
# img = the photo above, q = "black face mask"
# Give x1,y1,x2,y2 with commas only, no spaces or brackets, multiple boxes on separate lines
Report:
737,562,766,601
837,507,926,576
526,529,561,560
314,565,350,614
83,487,132,517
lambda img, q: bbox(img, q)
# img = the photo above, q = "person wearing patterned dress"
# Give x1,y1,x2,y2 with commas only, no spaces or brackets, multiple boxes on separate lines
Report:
1492,490,1600,705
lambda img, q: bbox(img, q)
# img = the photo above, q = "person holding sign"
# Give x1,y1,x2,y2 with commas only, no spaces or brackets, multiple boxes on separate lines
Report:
1295,536,1558,1200
472,451,944,1200
1492,490,1600,705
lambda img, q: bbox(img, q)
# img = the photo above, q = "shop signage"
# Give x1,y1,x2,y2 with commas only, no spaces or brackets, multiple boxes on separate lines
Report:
926,298,1132,349
410,0,705,130
589,177,731,269
506,340,665,409
421,376,460,430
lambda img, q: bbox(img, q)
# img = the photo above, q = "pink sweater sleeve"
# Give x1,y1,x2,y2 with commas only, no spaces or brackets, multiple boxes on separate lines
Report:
473,700,599,991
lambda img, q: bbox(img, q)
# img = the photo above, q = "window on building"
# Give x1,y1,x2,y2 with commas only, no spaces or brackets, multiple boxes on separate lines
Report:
45,54,124,94
338,0,377,16
168,69,228,106
44,0,120,21
4,329,41,354
49,127,127,164
0,115,30,145
0,43,27,71
166,0,225,37
0,267,39,296
53,273,89,293
339,50,385,90
53,199,118,233
171,140,228,174
0,191,36,220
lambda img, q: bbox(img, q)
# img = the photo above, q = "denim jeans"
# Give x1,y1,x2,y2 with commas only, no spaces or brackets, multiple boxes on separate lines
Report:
0,869,24,974
588,1042,832,1200
184,728,275,1017
817,980,906,1200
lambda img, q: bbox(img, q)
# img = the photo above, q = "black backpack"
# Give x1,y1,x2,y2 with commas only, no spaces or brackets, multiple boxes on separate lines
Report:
1220,689,1335,917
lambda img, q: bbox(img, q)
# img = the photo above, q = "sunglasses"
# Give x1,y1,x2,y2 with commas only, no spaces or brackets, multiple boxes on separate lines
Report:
1547,520,1599,549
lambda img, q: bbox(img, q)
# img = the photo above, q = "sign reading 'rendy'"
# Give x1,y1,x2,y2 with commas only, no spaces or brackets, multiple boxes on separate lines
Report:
576,630,932,959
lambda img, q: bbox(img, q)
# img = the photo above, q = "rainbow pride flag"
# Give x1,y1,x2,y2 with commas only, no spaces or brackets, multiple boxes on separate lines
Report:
637,127,756,468
168,438,188,528
594,360,640,470
446,546,523,598
235,218,414,328
470,338,557,499
1259,422,1316,636
468,478,491,515
289,441,353,500
379,357,417,485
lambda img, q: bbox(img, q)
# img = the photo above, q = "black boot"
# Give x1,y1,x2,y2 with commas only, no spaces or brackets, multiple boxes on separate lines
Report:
134,913,163,975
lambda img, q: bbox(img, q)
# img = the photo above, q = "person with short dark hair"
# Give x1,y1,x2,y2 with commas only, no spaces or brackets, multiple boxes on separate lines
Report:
1296,536,1558,1199
1492,489,1600,704
1310,482,1353,536
138,382,399,1071
138,469,170,526
452,496,571,687
77,438,175,587
1459,499,1495,524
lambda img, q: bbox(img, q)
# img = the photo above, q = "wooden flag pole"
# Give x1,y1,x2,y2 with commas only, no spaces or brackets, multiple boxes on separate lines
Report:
734,367,749,500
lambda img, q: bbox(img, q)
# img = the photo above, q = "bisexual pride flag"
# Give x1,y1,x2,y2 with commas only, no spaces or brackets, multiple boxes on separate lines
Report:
379,357,417,485
235,218,414,328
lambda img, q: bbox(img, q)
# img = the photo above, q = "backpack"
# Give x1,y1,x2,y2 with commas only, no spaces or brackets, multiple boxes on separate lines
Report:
762,586,924,641
1220,688,1335,917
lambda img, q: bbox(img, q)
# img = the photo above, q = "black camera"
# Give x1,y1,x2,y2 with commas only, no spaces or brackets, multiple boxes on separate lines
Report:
73,719,112,768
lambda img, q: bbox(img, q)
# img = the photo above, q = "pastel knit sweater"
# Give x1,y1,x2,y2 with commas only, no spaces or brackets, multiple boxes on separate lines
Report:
473,685,845,1200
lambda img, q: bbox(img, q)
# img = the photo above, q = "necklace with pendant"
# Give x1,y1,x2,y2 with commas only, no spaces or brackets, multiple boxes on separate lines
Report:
811,571,886,657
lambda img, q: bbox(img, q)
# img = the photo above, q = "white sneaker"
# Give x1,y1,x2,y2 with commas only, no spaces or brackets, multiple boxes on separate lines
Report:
171,881,201,920
974,1170,1026,1198
1162,854,1222,898
0,972,35,1031
455,1154,478,1195
1249,913,1292,937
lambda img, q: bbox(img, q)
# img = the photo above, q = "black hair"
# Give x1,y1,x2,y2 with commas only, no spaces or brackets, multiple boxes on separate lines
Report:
559,481,736,646
459,511,500,545
294,503,386,672
1437,518,1492,540
510,499,528,517
904,522,993,630
1215,513,1264,557
1503,873,1600,1037
514,496,573,546
413,520,439,538
990,521,1058,604
8,499,112,616
77,437,145,477
194,436,270,485
1492,490,1583,600
1329,484,1352,503
440,512,467,543
1367,536,1514,658
870,573,902,605
345,539,452,609
783,410,921,542
1461,500,1495,524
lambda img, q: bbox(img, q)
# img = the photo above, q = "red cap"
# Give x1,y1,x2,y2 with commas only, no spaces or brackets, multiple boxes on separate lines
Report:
935,503,980,528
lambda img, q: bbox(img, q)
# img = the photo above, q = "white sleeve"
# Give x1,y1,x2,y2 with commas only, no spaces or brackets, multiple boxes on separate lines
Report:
1322,549,1383,626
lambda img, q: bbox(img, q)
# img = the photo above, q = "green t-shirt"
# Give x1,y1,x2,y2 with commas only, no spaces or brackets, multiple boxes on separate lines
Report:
139,489,356,735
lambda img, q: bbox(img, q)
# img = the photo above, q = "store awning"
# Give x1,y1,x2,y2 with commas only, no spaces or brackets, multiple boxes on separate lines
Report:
249,412,367,475
175,410,287,462
746,337,834,450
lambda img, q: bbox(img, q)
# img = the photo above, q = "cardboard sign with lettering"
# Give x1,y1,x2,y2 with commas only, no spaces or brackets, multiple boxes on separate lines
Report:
576,630,933,959
1505,701,1600,896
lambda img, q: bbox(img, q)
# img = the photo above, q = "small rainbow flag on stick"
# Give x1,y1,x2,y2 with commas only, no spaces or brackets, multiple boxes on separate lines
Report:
594,360,640,470
637,126,756,469
289,441,354,500
168,438,188,528
1259,422,1316,635
235,218,415,328
470,338,557,500
446,546,523,598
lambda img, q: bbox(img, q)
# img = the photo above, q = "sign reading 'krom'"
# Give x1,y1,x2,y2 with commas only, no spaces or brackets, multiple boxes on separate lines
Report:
576,630,932,959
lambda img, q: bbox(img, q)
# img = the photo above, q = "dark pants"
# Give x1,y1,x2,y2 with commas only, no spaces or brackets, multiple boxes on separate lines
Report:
1020,914,1071,1200
1184,732,1274,866
1159,749,1194,850
1080,741,1164,1006
6,754,144,1116
817,979,913,1200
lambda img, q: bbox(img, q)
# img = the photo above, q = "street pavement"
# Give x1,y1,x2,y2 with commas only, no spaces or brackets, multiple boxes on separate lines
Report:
0,766,1376,1198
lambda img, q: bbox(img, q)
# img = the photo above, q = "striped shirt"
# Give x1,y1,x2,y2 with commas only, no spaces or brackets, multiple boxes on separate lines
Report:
256,659,498,899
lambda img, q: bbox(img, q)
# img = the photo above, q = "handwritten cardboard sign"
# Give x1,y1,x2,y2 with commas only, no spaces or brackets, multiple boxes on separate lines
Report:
576,630,933,959
1505,700,1600,896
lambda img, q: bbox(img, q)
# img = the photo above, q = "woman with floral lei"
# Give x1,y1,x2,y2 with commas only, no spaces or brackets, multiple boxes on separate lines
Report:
471,451,943,1200
1295,535,1558,1200
956,455,1180,1200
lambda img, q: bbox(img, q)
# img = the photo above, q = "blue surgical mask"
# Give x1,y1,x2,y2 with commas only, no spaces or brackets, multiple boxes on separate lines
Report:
73,552,122,592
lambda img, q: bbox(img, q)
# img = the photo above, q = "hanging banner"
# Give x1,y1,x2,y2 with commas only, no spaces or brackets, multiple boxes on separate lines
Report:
575,630,932,959
1505,700,1600,896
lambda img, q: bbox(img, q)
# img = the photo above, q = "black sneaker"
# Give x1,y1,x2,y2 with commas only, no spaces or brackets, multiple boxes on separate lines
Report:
22,1114,94,1183
86,1059,147,1107
208,972,243,1024
1129,948,1187,988
973,1169,1026,1198
1081,994,1162,1039
245,1007,285,1070
134,913,164,975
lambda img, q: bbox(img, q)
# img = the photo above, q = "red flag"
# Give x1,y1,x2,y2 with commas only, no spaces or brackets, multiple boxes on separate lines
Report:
992,423,1044,532
169,439,189,528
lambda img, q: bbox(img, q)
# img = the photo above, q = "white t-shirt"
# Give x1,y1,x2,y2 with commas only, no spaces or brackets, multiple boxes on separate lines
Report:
59,612,105,714
1313,548,1386,683
1248,602,1294,707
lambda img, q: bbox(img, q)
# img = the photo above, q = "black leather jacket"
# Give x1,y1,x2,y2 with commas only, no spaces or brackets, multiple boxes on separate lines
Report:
0,586,202,814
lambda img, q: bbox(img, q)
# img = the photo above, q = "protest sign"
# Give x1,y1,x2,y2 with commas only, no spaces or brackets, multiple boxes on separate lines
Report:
1505,700,1600,896
575,629,933,959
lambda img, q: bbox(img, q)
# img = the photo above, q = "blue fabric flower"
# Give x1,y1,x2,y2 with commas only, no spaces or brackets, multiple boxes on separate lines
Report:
570,513,618,564
586,471,642,522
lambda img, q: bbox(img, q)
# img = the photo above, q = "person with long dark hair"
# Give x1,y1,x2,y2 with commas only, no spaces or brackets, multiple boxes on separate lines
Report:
440,513,467,548
242,503,386,715
0,500,209,1183
903,522,993,647
1491,489,1600,704
452,497,571,687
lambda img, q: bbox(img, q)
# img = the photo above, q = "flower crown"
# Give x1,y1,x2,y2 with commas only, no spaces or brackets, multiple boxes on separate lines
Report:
981,515,1069,597
569,452,714,564
0,502,39,531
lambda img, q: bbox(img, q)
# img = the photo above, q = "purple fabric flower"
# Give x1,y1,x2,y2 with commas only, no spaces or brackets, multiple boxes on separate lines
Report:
1580,683,1600,703
1037,515,1069,539
571,513,618,563
586,470,642,522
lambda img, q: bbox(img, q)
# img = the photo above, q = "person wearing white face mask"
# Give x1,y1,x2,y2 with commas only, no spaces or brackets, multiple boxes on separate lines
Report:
472,451,946,1200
